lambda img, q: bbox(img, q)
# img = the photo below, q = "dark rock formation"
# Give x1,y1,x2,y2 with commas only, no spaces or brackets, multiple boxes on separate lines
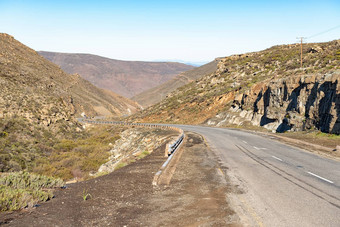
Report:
210,72,340,134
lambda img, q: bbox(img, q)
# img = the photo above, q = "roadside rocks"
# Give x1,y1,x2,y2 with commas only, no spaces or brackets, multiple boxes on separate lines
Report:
97,128,171,173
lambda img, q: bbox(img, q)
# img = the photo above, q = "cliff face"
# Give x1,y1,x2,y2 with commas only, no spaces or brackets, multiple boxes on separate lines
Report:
208,72,340,134
134,39,340,134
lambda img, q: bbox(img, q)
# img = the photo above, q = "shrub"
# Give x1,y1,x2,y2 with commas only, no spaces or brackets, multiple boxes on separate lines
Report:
336,50,340,60
0,171,64,211
0,131,8,138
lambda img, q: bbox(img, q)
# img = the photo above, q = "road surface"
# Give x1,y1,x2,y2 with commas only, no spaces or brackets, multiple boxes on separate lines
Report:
175,125,340,227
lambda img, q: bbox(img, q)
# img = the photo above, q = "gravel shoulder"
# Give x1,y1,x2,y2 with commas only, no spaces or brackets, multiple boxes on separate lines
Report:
220,125,340,161
1,132,239,226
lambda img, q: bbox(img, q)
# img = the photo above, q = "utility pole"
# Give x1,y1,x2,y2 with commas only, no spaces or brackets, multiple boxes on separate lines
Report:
296,37,306,68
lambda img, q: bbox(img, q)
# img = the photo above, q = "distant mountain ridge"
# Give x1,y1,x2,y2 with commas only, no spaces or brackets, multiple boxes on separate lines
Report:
39,51,195,98
132,59,220,107
153,59,210,66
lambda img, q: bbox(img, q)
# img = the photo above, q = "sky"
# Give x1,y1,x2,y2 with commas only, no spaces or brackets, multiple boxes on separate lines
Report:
0,0,339,64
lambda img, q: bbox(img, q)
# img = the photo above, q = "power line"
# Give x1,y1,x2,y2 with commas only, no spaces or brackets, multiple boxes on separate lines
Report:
307,25,340,39
295,25,339,69
296,37,306,68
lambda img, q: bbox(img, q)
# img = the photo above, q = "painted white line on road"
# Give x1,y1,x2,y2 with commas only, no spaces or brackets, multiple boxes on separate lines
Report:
307,171,334,184
243,140,248,144
272,156,283,162
253,146,267,150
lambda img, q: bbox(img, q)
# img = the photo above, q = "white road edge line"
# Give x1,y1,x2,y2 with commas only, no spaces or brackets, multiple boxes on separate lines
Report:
307,171,334,184
272,156,283,162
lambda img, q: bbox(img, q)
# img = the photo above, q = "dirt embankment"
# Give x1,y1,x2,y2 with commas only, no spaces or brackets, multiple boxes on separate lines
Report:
0,132,239,226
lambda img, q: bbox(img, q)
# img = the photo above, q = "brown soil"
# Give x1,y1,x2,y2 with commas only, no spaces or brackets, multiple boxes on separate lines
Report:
266,132,340,160
0,132,238,226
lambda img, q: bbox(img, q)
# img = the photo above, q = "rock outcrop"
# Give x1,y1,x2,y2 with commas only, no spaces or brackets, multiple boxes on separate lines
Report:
135,39,340,134
208,72,340,134
97,128,170,173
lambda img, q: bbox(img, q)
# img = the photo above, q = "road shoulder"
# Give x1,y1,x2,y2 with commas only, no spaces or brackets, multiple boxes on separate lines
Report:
1,132,239,226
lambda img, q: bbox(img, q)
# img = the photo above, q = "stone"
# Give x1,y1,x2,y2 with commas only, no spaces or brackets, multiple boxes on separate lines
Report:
324,74,332,82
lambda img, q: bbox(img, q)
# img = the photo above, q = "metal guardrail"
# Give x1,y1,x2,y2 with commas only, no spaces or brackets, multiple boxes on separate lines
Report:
79,118,185,186
79,118,185,157
168,133,184,156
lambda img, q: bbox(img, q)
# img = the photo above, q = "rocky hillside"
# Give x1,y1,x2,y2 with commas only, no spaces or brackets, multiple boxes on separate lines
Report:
0,34,141,120
39,51,195,98
0,33,139,173
134,40,340,134
132,59,220,107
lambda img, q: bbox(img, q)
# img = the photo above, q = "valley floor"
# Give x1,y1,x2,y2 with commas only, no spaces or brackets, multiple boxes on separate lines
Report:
0,132,238,226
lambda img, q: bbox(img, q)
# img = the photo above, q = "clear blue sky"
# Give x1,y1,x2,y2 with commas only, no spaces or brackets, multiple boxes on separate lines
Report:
1,0,339,63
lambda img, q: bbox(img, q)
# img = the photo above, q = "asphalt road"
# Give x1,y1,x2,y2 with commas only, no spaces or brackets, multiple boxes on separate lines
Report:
175,125,340,227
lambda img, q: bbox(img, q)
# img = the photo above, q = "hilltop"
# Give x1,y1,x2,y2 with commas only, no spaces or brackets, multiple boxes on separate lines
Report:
133,40,340,134
39,51,195,98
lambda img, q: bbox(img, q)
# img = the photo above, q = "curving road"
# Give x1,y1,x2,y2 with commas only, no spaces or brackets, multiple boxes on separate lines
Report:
174,125,340,227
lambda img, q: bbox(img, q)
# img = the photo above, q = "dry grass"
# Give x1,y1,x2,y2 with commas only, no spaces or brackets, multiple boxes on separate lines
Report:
278,131,340,149
0,171,64,211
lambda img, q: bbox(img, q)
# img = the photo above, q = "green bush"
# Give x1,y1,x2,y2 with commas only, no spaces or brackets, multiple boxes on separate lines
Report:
0,172,63,211
0,171,64,190
0,131,8,138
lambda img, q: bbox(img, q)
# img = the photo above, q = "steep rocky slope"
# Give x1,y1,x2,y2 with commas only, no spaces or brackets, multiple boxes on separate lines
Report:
134,40,340,134
132,59,219,107
0,33,139,173
39,51,195,98
0,34,141,120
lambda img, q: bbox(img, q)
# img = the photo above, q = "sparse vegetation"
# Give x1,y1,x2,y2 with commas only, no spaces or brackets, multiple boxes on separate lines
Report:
137,150,150,159
115,161,128,170
82,189,92,201
33,126,122,180
133,40,339,127
277,131,340,149
315,132,340,139
0,171,64,211
0,113,122,181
